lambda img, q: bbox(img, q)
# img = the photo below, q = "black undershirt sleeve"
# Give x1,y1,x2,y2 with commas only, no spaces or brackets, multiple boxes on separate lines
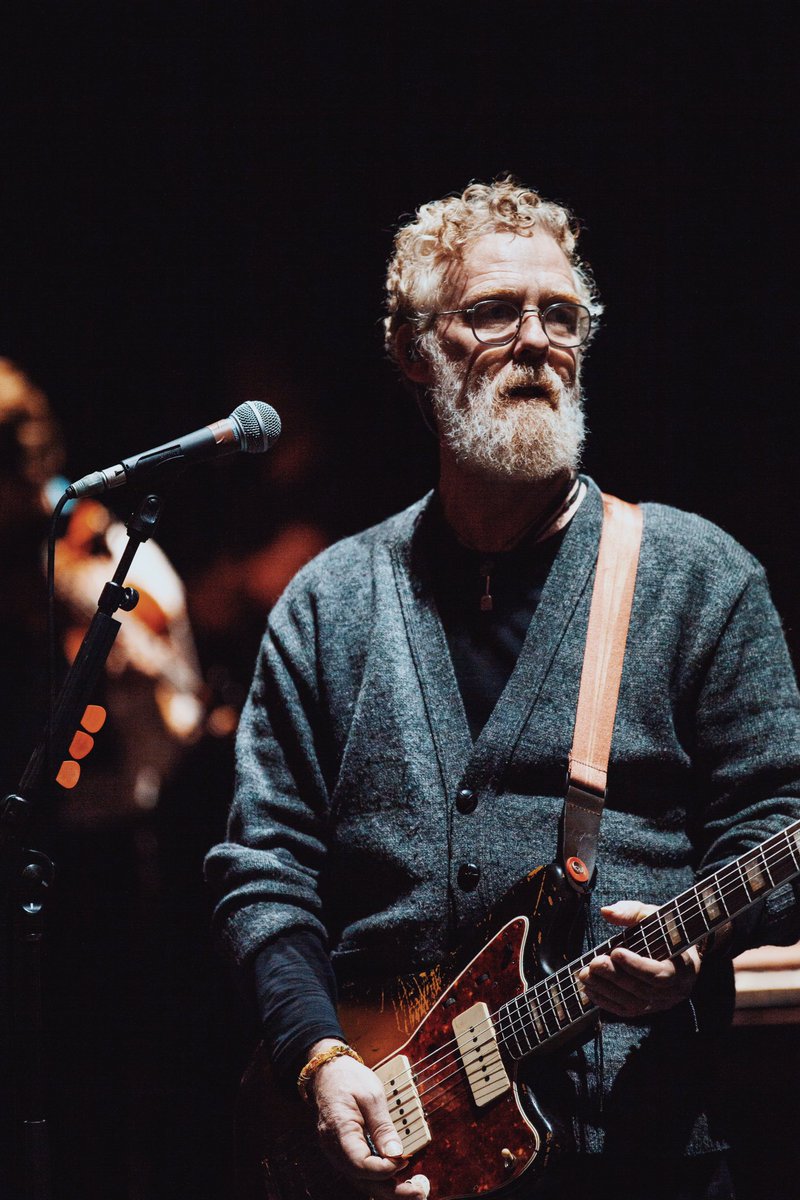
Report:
253,930,345,1081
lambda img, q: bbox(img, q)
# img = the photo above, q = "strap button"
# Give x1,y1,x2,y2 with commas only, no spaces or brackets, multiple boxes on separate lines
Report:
456,787,477,814
457,863,481,891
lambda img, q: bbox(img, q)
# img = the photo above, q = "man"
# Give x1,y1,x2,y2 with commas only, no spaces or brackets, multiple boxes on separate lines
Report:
205,179,800,1199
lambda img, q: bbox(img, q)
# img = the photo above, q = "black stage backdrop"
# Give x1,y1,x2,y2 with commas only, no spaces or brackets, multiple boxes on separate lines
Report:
2,4,799,1199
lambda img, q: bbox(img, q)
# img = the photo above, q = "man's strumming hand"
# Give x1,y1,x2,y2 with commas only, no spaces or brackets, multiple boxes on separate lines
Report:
306,1039,431,1199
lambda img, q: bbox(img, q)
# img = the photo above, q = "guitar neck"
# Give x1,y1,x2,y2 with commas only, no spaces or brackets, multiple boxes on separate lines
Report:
499,819,800,1059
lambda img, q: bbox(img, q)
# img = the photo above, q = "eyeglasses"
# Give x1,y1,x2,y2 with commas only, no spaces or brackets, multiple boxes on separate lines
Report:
435,299,593,348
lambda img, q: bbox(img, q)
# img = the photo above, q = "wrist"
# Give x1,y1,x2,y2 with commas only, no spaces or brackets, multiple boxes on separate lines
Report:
306,1037,347,1059
297,1041,365,1103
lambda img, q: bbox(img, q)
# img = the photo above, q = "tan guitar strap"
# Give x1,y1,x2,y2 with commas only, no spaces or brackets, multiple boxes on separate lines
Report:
562,494,643,892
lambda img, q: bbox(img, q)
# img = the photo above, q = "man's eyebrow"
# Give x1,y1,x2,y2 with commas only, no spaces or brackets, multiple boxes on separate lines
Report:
463,287,518,303
464,286,582,306
462,283,582,304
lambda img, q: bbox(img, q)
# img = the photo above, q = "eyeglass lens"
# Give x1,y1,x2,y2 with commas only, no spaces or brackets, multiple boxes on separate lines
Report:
471,300,589,346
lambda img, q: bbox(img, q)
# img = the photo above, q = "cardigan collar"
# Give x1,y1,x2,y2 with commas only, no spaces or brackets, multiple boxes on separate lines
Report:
389,476,606,802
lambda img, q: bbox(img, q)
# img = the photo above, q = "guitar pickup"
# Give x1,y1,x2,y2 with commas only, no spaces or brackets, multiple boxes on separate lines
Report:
452,1002,511,1108
374,1054,432,1156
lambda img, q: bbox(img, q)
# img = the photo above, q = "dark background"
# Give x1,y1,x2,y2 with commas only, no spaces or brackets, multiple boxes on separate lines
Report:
2,3,799,1198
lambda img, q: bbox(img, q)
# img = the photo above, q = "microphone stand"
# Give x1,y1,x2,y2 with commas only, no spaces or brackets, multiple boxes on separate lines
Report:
0,489,166,1200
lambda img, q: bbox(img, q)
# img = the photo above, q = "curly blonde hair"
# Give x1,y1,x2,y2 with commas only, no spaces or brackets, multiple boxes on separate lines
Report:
383,177,602,363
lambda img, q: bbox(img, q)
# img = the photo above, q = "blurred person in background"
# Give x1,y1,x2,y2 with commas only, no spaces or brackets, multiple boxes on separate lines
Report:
0,357,207,1198
0,356,205,815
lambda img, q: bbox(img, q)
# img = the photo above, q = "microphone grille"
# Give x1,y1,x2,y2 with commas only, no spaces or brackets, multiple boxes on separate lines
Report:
231,401,282,453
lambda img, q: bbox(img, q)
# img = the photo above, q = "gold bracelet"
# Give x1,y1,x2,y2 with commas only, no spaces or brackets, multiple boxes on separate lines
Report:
297,1044,364,1103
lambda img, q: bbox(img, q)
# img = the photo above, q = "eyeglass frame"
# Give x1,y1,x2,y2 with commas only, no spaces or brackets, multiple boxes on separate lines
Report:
433,299,593,348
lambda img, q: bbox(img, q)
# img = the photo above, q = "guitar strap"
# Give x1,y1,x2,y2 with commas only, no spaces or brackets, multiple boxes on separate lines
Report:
561,493,643,893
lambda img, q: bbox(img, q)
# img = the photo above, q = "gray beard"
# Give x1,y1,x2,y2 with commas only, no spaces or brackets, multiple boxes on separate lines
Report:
426,340,586,483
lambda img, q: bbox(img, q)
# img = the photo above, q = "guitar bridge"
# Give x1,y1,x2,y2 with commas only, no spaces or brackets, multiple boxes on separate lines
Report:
374,1054,432,1156
452,1002,511,1108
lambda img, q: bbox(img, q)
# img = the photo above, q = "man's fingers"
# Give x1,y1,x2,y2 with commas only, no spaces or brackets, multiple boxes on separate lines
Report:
313,1056,408,1182
610,947,689,985
370,1118,405,1160
360,1085,405,1159
366,1174,431,1200
579,940,700,1018
589,954,657,998
600,900,657,926
395,1175,431,1199
330,1116,402,1178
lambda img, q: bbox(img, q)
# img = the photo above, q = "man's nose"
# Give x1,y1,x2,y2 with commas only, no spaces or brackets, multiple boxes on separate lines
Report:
512,308,550,358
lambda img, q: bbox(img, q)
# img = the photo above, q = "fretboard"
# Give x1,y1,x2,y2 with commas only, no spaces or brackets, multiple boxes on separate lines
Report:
496,819,800,1059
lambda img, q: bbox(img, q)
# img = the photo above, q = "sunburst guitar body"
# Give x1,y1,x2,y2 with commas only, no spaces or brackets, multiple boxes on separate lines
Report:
236,863,591,1200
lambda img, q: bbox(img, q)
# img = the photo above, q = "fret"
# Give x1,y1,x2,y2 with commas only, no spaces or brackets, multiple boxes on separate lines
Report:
634,920,653,959
721,858,751,915
573,969,591,1009
522,990,547,1041
767,835,796,892
646,911,673,960
548,979,568,1025
553,969,584,1023
660,904,686,951
759,844,775,887
698,879,724,925
676,888,709,943
741,849,768,895
502,998,527,1059
764,832,796,886
714,876,731,917
510,995,536,1055
531,982,559,1038
789,826,800,870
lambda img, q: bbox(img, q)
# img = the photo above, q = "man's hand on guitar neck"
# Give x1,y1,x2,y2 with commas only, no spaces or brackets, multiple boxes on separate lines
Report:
304,1038,431,1199
578,901,702,1019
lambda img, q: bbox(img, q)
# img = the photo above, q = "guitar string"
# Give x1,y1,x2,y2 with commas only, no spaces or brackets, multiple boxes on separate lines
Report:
414,837,800,1112
417,827,798,1084
417,834,799,1086
418,834,788,1111
492,836,800,1054
493,834,800,1040
411,851,800,1123
410,844,800,1122
403,835,800,1107
409,835,800,1103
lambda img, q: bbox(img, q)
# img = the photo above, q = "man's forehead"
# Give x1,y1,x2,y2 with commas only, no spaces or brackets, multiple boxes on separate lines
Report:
448,229,578,302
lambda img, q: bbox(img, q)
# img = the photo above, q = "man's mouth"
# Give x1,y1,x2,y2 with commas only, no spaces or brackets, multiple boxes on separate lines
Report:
505,383,552,402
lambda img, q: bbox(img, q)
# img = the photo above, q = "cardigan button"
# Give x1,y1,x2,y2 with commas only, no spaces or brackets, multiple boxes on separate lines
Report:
456,787,478,814
457,863,481,891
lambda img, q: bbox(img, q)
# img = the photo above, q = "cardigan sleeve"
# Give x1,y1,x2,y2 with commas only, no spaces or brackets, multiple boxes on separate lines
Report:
204,587,336,970
692,563,800,954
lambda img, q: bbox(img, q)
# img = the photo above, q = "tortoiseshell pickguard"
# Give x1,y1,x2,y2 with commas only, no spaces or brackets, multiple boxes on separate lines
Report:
375,917,548,1199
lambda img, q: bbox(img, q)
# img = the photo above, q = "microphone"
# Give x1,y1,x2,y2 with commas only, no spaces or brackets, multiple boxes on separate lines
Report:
65,401,282,498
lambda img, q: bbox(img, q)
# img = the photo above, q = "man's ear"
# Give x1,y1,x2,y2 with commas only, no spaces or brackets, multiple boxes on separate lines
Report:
395,325,432,386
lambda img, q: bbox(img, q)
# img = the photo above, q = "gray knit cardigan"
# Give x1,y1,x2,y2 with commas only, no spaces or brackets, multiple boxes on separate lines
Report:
206,479,800,1156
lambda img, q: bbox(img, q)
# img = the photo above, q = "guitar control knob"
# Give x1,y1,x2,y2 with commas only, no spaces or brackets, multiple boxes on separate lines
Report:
501,1148,516,1169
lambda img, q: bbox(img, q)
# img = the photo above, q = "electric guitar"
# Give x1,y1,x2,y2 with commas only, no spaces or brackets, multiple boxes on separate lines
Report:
236,819,800,1200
